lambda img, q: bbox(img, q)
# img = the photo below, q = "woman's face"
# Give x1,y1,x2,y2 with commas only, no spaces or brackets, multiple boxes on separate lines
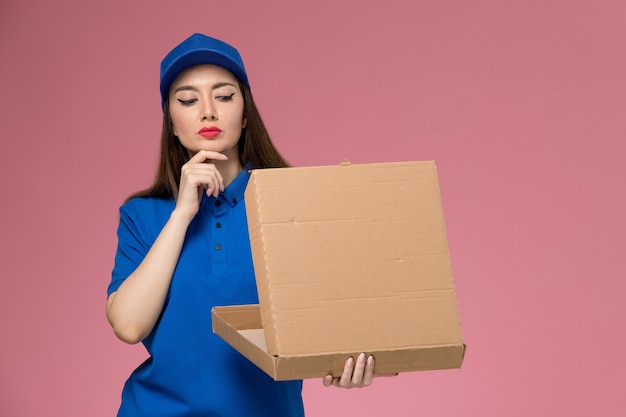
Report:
169,64,246,160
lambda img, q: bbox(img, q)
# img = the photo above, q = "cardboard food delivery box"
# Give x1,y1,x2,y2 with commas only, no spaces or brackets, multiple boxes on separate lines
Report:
211,160,465,380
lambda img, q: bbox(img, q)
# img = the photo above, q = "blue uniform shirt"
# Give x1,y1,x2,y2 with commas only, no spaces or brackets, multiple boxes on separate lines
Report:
108,168,304,417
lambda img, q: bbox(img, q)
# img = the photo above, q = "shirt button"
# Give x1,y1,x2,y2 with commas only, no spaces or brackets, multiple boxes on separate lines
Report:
215,244,222,250
232,198,237,204
216,222,222,229
215,200,221,207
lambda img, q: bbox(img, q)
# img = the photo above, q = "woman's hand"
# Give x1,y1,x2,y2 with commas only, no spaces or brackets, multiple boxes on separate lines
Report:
322,353,375,388
175,150,227,219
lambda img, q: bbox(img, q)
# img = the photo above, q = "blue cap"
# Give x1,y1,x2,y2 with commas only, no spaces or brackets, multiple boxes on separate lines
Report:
159,33,250,108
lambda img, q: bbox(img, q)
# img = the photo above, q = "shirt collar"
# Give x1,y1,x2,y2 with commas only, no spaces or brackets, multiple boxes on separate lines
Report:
221,165,250,207
202,163,251,210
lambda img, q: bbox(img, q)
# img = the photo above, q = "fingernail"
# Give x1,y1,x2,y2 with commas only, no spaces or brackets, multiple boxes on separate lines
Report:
358,353,366,363
367,355,374,365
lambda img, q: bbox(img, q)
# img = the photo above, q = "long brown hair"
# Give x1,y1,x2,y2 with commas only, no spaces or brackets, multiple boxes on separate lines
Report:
127,80,289,202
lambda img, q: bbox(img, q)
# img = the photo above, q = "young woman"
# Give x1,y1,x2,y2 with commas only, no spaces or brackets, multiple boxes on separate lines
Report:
106,33,376,417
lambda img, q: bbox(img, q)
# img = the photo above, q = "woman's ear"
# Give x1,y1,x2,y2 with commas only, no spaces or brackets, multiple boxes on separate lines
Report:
242,116,247,129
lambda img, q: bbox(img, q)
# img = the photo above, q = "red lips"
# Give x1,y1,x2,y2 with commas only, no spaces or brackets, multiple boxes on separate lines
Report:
198,126,222,138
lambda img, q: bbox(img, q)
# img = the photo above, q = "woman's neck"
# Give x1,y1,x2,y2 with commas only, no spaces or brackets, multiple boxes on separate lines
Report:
213,155,243,188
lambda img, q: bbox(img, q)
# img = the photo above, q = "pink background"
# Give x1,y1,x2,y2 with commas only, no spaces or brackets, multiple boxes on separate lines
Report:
1,0,625,415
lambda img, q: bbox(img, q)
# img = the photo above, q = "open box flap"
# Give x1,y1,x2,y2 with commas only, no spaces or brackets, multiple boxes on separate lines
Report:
244,161,463,358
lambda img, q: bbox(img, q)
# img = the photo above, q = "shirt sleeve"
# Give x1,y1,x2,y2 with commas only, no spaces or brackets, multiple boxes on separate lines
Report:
107,204,150,297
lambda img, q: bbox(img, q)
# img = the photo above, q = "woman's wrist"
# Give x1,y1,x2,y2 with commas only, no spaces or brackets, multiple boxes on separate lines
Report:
169,207,196,227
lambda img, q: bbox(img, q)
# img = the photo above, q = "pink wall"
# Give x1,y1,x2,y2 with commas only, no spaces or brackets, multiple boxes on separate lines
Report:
1,1,625,415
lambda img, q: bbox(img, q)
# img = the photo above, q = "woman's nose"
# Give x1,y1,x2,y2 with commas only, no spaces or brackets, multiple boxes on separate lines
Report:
202,101,217,120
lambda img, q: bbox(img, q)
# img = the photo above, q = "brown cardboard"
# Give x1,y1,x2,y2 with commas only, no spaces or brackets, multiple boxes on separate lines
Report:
212,160,465,380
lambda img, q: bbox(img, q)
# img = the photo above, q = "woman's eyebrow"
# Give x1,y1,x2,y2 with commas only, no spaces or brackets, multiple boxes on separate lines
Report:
212,82,237,90
173,85,198,94
173,82,237,94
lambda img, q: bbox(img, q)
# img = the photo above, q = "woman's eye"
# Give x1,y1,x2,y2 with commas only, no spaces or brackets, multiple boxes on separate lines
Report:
216,92,236,102
177,98,197,106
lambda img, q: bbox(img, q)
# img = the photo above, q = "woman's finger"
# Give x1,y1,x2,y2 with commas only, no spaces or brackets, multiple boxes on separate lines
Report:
188,149,228,163
361,355,375,386
350,353,366,385
338,356,355,387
